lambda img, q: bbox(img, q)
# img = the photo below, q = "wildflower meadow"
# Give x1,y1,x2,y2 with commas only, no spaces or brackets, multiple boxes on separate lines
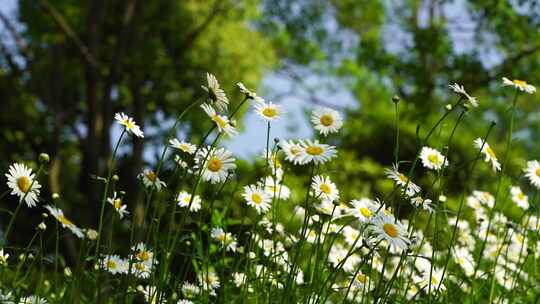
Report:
1,72,540,303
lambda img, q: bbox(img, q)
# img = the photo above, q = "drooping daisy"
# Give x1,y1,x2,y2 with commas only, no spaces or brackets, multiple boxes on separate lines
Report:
100,255,127,275
298,139,337,165
5,162,41,207
243,185,271,214
279,140,304,165
138,169,166,192
114,112,144,138
237,82,264,103
502,77,536,94
176,191,202,212
198,270,220,292
474,138,501,172
106,192,129,219
194,146,236,184
417,268,446,293
44,205,84,238
260,176,290,200
311,175,339,202
524,160,540,189
211,227,237,252
410,196,433,212
0,249,8,266
181,282,201,299
384,163,421,197
310,107,343,136
202,72,229,111
420,146,448,170
169,138,196,154
201,103,238,137
254,101,283,122
448,83,478,107
453,247,475,277
349,198,377,222
510,186,529,210
370,214,410,251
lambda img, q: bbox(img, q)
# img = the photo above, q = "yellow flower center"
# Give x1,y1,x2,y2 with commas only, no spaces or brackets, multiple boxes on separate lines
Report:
16,176,31,193
207,157,222,172
135,262,145,271
251,193,262,205
383,223,398,238
124,120,135,130
356,274,368,284
516,234,524,243
182,195,192,204
320,114,334,126
427,154,441,165
262,107,277,118
359,207,372,218
58,215,74,227
137,250,150,261
486,146,496,158
179,144,191,152
291,147,301,155
218,233,226,242
398,173,408,183
319,183,332,194
536,168,540,178
212,115,227,128
431,276,439,285
145,171,157,182
114,199,122,209
306,146,323,156
107,260,117,269
517,192,525,200
513,79,527,87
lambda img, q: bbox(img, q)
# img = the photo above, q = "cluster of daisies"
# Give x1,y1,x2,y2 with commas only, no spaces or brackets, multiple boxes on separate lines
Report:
1,74,540,303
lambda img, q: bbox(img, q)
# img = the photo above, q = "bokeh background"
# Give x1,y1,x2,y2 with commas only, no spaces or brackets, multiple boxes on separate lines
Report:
1,0,540,262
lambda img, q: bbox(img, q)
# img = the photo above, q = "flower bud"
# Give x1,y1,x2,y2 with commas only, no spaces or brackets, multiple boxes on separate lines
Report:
392,95,400,103
39,153,50,164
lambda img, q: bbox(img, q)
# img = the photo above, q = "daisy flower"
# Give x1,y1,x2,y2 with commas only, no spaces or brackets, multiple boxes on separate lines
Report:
131,242,155,265
370,214,410,251
194,146,236,184
351,271,370,289
201,103,238,137
343,226,362,247
260,176,290,200
44,205,84,238
100,255,127,275
502,77,536,94
201,72,229,111
243,185,271,214
198,271,220,292
448,83,478,107
107,192,129,219
181,282,201,299
311,175,339,202
177,191,202,212
114,112,144,138
410,196,433,212
384,163,421,197
254,101,282,122
524,160,540,189
349,198,377,222
132,261,151,279
139,169,166,191
279,140,304,165
18,296,48,304
420,146,448,170
417,267,446,293
211,227,237,252
474,138,501,172
237,82,264,103
310,106,343,136
510,186,529,210
0,249,8,266
169,138,196,154
298,139,337,165
5,162,41,207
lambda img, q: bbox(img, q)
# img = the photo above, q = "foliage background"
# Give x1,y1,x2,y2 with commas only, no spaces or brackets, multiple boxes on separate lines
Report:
1,0,539,268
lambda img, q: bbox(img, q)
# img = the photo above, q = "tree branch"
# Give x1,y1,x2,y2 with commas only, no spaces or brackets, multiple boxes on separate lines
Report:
38,0,99,69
